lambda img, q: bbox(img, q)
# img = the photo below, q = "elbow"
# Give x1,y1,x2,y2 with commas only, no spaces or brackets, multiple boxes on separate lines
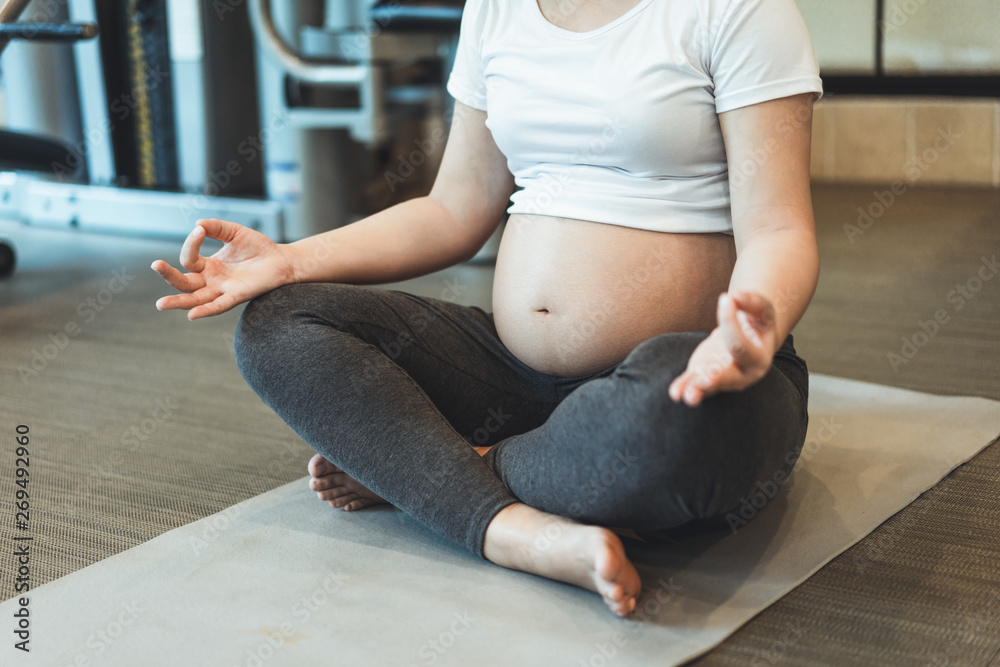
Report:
424,193,501,263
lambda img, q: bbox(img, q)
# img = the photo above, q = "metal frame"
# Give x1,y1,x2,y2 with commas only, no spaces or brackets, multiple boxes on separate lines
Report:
1,0,461,244
66,0,114,185
165,0,208,194
248,0,386,145
247,0,453,145
0,172,284,240
247,0,369,86
0,0,287,241
0,0,33,55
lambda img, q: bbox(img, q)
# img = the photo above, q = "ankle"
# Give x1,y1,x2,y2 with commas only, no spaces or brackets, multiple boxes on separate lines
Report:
483,502,535,563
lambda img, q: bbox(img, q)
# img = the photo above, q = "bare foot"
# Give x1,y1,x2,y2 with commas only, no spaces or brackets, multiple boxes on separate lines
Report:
309,446,494,512
483,503,642,617
308,453,388,511
310,450,639,615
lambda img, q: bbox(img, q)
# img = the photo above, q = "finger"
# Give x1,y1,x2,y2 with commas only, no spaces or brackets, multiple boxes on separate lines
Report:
677,370,705,408
679,364,729,406
668,374,684,401
154,290,209,312
187,291,243,320
154,289,213,313
179,224,208,273
736,308,764,349
150,259,204,295
671,364,711,401
691,363,747,402
157,285,223,314
718,294,755,366
672,367,718,406
680,374,707,406
154,294,188,312
730,290,776,328
669,369,695,403
195,218,242,245
669,339,732,403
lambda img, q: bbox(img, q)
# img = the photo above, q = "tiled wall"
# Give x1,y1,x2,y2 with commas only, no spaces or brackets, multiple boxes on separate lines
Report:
811,97,1000,188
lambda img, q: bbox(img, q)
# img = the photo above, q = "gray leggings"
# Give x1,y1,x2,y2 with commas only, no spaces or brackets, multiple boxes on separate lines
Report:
233,283,809,558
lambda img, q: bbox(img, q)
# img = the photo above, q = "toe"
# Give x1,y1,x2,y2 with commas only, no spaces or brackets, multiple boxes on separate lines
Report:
320,472,355,492
599,581,627,612
307,453,341,477
606,591,635,618
343,497,376,512
331,493,359,509
318,487,351,502
307,453,326,477
311,475,341,492
615,596,636,617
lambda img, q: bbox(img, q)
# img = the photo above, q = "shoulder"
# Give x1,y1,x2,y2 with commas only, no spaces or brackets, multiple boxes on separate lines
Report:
701,0,817,61
461,0,503,24
457,0,506,42
701,0,811,40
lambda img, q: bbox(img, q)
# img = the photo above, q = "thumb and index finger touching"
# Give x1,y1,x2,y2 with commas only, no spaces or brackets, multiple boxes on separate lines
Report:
179,219,240,272
151,219,238,309
669,290,776,405
728,290,776,326
151,219,236,276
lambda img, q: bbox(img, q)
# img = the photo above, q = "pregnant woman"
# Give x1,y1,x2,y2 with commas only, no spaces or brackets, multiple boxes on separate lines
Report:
153,0,822,617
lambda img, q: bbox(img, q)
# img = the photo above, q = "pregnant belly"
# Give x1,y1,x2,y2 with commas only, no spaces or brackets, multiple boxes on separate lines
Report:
492,214,738,377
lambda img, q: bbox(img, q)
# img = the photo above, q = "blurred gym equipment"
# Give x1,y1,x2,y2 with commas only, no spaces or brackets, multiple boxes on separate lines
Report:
0,0,97,277
0,0,467,279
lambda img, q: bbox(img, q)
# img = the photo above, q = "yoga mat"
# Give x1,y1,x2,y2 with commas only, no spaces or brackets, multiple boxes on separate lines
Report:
2,374,999,666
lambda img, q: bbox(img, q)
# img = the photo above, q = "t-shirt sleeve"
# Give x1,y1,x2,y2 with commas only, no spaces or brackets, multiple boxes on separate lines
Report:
446,0,489,111
709,0,824,114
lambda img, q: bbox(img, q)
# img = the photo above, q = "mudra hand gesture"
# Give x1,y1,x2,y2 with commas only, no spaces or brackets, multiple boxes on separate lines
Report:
151,219,296,320
669,291,779,407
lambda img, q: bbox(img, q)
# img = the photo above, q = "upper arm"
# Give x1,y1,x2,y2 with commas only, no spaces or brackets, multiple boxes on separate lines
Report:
429,101,515,256
718,93,817,249
707,0,821,246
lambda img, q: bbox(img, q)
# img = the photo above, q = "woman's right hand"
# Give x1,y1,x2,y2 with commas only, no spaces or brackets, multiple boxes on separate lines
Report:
151,218,298,320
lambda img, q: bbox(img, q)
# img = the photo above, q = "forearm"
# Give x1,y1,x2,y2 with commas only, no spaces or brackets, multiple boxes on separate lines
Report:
283,196,482,285
727,225,819,354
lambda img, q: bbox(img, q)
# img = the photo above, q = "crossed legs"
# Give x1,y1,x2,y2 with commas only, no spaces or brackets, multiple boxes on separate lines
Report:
234,283,808,615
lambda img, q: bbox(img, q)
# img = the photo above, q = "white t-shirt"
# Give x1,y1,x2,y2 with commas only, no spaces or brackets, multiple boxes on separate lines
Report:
446,0,823,234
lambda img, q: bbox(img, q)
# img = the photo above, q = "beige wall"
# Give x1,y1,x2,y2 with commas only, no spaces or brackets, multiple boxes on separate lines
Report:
811,98,1000,188
884,0,1000,73
795,1,1000,188
795,0,1000,74
794,0,877,74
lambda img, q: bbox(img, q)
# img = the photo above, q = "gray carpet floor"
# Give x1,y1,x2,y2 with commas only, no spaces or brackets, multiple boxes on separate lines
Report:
0,183,998,665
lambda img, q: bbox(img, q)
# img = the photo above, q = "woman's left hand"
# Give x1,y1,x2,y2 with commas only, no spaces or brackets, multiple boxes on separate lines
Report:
668,291,779,407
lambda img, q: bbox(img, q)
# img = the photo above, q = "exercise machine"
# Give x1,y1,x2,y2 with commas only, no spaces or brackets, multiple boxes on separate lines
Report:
0,0,468,279
0,0,97,277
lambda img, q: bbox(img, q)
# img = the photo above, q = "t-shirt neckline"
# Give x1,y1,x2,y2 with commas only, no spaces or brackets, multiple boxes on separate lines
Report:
531,0,656,40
